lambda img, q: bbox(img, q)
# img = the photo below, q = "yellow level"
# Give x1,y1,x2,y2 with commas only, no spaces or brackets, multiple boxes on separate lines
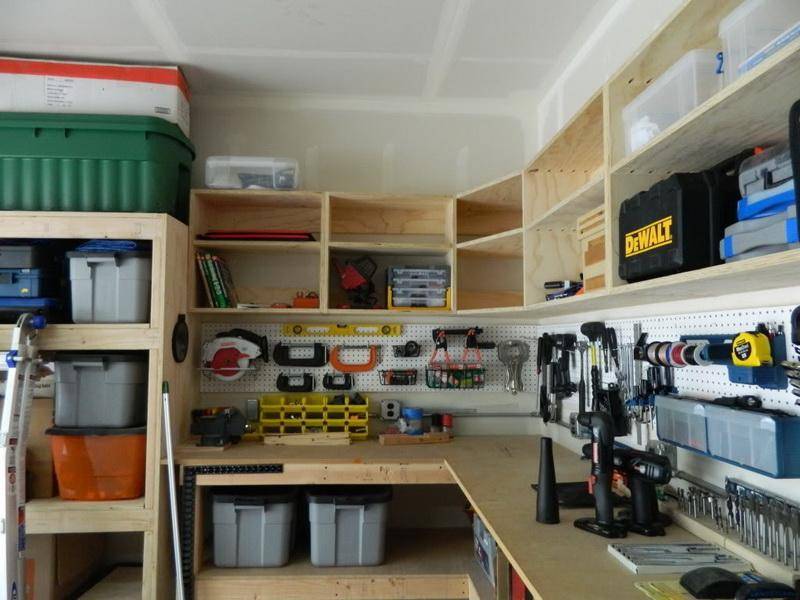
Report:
282,323,402,337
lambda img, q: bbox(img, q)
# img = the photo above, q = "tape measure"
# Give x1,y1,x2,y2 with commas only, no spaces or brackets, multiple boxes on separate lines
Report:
731,332,772,367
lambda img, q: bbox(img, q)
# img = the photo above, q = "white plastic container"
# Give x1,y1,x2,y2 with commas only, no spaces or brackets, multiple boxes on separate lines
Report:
655,395,708,452
67,251,151,323
622,49,722,155
719,0,800,86
205,156,299,190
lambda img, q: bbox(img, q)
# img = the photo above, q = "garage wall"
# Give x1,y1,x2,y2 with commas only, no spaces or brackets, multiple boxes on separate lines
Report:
523,0,683,161
191,97,524,195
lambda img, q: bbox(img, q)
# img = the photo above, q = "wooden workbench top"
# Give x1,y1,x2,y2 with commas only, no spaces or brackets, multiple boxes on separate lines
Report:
175,436,702,600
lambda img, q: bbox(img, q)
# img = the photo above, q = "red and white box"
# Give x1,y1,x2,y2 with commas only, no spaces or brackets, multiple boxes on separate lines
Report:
0,57,191,137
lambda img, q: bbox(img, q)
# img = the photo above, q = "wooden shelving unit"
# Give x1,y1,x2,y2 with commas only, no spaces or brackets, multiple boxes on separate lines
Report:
456,172,523,242
195,529,492,600
0,212,187,599
81,566,143,600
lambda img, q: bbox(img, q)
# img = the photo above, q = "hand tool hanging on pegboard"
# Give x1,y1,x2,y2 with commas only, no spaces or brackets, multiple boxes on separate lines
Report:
580,321,605,410
201,328,269,381
783,305,800,406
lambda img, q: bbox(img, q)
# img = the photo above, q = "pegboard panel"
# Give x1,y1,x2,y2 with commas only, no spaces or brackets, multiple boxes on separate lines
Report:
201,323,538,394
536,304,800,416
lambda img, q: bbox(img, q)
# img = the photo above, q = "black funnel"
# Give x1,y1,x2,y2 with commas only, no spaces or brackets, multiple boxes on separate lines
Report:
536,437,560,524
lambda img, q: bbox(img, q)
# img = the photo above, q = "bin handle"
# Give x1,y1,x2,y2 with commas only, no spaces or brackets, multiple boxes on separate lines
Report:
82,255,122,267
234,503,267,510
70,359,107,368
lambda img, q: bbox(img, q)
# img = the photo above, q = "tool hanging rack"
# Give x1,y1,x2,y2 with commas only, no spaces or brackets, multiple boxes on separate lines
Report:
200,322,538,394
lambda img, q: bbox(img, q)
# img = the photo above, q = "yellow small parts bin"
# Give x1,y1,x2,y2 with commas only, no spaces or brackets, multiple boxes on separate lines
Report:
258,393,369,440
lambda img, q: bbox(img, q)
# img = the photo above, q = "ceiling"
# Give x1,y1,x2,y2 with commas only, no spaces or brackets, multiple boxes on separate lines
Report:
1,0,601,101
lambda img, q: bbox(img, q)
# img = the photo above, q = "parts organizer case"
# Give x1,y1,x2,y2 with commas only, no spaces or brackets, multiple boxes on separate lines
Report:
618,154,745,282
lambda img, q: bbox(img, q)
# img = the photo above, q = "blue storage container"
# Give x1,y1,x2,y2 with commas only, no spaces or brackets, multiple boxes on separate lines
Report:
0,268,57,297
706,404,800,478
0,297,60,322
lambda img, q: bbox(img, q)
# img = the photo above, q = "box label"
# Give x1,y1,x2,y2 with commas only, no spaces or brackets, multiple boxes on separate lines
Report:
44,76,76,107
624,216,673,257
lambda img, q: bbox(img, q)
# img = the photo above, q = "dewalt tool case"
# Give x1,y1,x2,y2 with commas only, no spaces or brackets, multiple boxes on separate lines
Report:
619,174,713,282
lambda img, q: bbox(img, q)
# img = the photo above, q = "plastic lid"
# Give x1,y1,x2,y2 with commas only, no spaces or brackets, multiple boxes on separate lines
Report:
719,0,760,35
213,486,298,505
0,112,195,156
54,352,147,362
66,250,151,258
306,485,393,505
0,297,59,308
46,426,146,436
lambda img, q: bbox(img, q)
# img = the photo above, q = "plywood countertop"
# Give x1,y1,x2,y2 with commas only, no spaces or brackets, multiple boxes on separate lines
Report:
175,435,702,599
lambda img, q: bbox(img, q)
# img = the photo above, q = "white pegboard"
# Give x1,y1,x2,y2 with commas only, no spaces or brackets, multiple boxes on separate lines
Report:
536,305,800,416
201,323,538,394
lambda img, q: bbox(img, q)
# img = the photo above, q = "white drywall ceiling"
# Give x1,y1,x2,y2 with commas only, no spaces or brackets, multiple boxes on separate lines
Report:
1,0,600,105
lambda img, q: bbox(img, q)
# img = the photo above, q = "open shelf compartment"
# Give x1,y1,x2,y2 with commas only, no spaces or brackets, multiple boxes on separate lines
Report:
457,229,524,311
329,247,453,312
456,172,522,242
329,193,454,245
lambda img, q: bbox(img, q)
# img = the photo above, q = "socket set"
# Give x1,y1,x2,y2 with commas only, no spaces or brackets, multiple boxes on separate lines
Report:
674,477,800,570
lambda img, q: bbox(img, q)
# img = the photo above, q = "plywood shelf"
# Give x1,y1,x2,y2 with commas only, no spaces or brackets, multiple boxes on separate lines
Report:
329,240,451,256
457,171,523,240
190,307,323,315
193,240,321,253
25,498,151,534
528,173,604,230
456,227,524,257
195,528,491,600
80,566,142,600
0,324,159,350
610,36,800,177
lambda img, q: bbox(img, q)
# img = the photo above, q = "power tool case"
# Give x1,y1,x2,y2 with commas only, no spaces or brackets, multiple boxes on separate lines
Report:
618,154,745,282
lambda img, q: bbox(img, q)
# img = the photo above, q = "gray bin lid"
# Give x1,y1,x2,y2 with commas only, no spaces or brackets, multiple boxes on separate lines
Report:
213,486,298,505
306,485,392,505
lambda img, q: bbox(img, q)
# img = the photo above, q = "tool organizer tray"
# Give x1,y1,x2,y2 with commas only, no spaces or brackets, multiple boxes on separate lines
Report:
200,323,537,393
258,394,369,439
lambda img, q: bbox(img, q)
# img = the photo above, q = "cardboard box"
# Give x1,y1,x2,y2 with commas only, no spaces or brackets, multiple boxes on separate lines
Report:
25,534,106,600
0,57,190,137
27,396,55,500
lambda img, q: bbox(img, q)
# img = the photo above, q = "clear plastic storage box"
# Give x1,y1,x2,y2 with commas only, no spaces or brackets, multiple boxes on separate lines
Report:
706,404,800,477
719,0,800,86
622,49,722,155
205,156,299,190
655,395,708,452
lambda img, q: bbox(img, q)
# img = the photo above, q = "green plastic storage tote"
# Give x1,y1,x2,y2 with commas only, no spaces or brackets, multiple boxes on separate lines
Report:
0,113,194,221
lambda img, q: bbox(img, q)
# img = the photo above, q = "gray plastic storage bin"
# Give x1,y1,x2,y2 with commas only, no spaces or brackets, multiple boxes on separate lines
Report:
67,251,151,323
55,353,148,428
0,245,49,269
213,487,298,567
307,485,391,567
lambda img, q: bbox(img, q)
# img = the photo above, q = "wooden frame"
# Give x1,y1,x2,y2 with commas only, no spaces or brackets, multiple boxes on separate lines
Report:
0,211,188,599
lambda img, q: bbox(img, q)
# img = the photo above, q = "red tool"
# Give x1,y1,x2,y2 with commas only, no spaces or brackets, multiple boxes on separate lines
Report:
333,256,377,308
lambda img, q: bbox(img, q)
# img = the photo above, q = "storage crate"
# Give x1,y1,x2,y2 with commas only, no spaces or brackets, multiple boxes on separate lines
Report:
0,113,194,221
307,485,391,567
655,395,708,453
205,156,299,190
622,49,721,155
54,353,148,428
212,487,297,567
577,205,606,292
0,268,57,297
719,0,800,85
47,426,146,500
706,404,800,477
67,251,151,323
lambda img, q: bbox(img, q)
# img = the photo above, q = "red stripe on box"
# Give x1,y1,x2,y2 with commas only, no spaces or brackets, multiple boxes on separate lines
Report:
0,58,190,100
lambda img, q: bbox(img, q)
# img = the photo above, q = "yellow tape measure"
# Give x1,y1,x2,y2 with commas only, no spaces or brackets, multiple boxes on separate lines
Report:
282,323,402,337
731,331,772,367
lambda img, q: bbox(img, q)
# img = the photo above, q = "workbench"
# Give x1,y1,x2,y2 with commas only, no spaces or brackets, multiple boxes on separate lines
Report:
175,435,704,600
